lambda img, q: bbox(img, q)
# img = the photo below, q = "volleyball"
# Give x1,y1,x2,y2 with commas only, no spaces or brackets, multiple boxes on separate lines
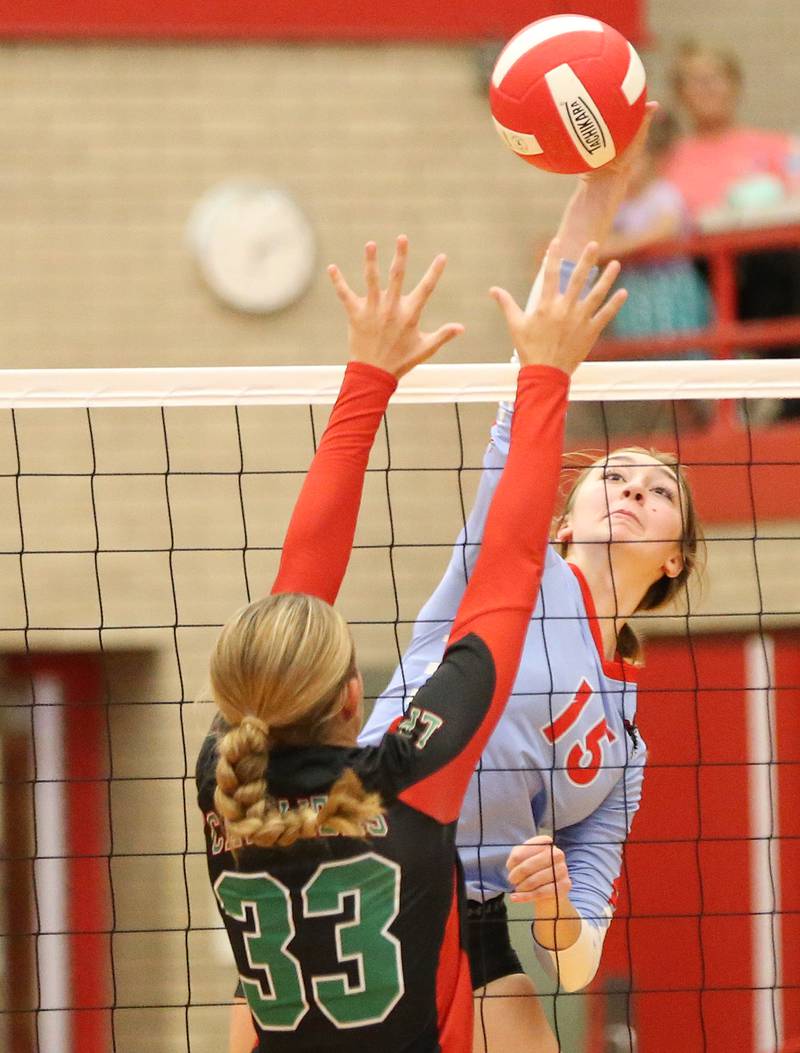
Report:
489,15,647,174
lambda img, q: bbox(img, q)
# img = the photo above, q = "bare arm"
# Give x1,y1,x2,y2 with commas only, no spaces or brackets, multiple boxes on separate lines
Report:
507,835,582,953
601,209,683,260
229,1001,257,1053
554,102,659,260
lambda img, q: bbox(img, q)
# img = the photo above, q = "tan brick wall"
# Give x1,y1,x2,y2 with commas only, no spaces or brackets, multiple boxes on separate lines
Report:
1,43,563,370
1,9,799,1049
3,6,800,372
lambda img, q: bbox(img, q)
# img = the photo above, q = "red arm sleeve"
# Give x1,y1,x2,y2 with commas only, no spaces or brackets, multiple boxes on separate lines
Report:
397,364,568,821
448,364,567,654
270,361,397,603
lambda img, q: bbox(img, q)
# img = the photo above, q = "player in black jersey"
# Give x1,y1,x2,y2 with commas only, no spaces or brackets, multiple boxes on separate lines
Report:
196,235,627,1053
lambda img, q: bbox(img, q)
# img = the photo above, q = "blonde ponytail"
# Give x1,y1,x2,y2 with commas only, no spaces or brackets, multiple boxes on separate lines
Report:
315,770,384,837
213,717,383,847
210,593,385,848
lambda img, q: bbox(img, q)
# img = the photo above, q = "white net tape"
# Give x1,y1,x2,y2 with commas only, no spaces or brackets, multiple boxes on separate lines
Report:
1,358,799,407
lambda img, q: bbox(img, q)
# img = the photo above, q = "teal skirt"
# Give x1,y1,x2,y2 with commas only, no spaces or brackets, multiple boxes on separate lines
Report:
611,260,712,354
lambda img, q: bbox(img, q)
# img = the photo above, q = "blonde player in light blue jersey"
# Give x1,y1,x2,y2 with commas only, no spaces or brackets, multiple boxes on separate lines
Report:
361,103,705,1053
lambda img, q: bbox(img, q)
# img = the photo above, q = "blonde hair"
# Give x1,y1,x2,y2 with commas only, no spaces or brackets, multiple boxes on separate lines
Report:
556,448,705,665
670,40,743,93
210,593,383,848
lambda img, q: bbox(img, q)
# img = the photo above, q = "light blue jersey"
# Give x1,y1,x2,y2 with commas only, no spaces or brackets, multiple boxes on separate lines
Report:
360,401,646,975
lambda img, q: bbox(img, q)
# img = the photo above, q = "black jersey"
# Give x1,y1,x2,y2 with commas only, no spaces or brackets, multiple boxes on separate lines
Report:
196,361,569,1052
197,633,497,1052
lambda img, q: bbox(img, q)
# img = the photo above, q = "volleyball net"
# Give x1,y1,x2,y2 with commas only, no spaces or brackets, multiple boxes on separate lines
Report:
1,359,800,1053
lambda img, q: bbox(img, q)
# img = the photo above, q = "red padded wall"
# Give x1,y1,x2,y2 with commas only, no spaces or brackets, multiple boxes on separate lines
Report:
0,1,646,43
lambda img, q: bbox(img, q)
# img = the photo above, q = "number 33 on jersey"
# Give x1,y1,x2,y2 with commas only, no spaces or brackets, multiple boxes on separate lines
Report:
216,854,403,1030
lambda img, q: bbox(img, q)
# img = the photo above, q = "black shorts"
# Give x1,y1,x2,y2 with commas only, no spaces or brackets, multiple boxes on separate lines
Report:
467,895,524,990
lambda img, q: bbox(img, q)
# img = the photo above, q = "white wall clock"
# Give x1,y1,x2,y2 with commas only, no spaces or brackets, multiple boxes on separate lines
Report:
187,181,316,314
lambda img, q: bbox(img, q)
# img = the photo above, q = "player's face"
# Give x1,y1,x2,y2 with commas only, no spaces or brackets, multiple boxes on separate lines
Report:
677,55,739,131
559,453,685,579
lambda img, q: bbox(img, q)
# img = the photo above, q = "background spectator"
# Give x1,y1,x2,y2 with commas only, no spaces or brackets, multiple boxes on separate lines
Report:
604,109,711,344
667,40,800,419
667,40,800,222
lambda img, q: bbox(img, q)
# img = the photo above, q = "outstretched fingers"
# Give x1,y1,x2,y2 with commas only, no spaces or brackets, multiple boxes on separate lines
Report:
389,321,464,378
590,286,628,335
583,258,622,315
386,235,409,307
540,238,562,305
327,236,466,377
363,240,381,308
407,253,448,320
326,263,359,313
562,240,600,306
489,284,523,329
581,257,627,336
421,322,464,360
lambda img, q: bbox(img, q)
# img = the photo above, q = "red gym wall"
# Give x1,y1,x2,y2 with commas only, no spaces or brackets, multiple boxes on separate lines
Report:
0,0,646,42
4,655,111,1053
589,632,800,1053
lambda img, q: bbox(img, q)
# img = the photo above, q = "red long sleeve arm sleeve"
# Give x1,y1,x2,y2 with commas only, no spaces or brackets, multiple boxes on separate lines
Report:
395,364,569,822
448,364,568,657
270,361,397,603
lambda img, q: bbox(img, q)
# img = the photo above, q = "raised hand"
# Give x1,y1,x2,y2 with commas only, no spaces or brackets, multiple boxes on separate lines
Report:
490,239,627,376
554,101,659,259
583,99,659,185
327,236,464,379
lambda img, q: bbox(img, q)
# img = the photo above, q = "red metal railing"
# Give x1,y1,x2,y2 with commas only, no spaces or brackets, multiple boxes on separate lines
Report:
593,220,800,428
595,220,800,361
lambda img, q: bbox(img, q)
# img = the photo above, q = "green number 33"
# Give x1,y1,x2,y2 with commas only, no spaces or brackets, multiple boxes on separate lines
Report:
215,853,404,1031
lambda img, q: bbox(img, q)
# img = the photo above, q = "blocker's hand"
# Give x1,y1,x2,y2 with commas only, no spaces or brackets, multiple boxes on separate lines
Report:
506,834,572,907
490,238,626,376
328,236,464,379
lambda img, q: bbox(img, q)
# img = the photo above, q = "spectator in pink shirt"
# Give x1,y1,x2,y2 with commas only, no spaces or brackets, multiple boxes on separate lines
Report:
666,41,800,419
666,42,800,222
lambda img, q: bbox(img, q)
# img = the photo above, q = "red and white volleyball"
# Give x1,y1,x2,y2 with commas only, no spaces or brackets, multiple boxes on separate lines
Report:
489,15,647,174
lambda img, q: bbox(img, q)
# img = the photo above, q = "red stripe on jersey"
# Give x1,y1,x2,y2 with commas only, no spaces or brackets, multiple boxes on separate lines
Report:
566,563,639,684
271,361,396,603
436,870,473,1053
609,875,622,910
397,709,486,824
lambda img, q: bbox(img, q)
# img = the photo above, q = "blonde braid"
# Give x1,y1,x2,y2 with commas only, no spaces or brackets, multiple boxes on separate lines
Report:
214,717,385,848
214,715,272,843
210,593,388,848
316,769,384,836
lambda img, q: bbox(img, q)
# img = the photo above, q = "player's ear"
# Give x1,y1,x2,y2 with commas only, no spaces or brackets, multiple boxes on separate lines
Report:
339,671,363,722
662,548,684,579
555,517,572,544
